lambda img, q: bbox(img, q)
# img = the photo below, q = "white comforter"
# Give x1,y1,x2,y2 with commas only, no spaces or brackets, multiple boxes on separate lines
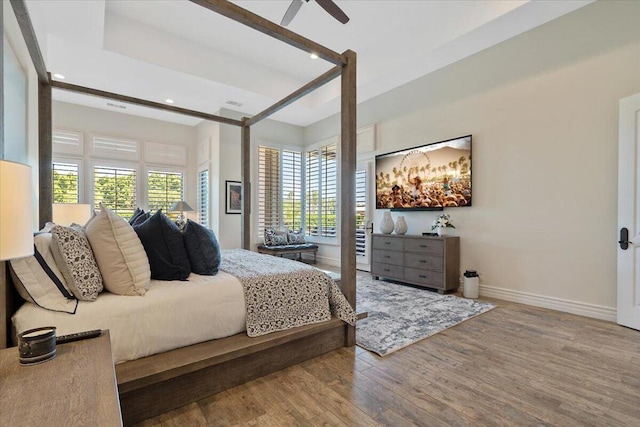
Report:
12,272,246,364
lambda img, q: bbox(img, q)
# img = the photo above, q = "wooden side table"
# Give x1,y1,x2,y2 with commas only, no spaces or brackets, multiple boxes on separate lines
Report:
0,330,122,426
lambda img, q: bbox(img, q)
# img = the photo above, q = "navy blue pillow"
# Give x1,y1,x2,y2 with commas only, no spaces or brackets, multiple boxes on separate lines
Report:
133,210,191,280
182,220,221,276
128,207,144,225
130,211,150,227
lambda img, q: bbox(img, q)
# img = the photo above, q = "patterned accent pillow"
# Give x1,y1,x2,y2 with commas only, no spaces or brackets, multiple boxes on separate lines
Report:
287,229,306,245
264,228,288,246
51,225,103,301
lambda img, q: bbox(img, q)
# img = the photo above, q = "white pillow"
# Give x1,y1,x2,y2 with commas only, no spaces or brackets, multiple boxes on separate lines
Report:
85,205,151,296
9,233,78,314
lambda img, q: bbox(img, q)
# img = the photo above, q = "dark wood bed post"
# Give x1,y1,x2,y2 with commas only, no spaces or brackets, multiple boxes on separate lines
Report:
241,121,251,250
39,73,53,228
340,50,357,346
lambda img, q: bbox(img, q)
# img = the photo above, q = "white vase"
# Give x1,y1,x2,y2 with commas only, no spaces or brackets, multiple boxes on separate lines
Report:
394,216,407,235
380,211,394,234
437,226,448,236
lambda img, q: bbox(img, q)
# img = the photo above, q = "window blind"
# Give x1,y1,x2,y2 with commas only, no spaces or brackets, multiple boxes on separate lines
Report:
53,130,83,156
93,165,137,219
198,170,209,227
321,143,337,237
52,162,80,203
356,169,367,257
258,146,281,232
147,170,184,219
305,150,319,236
281,150,302,230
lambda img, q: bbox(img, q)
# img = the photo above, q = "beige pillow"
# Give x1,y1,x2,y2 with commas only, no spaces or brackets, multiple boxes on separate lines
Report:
85,205,150,296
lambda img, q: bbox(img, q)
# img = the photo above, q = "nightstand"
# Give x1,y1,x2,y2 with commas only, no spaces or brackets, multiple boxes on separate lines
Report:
0,330,122,426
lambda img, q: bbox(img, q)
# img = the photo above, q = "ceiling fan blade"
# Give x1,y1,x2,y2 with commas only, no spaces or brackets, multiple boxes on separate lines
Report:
315,0,350,24
281,0,304,26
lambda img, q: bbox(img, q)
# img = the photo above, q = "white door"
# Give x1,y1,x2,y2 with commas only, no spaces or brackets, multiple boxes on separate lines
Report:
356,162,373,271
618,92,640,330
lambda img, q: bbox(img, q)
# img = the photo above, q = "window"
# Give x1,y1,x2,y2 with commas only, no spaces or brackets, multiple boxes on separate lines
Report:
282,150,302,230
258,145,302,232
93,165,137,219
356,169,367,257
306,142,337,237
52,161,80,203
147,170,184,219
198,169,209,226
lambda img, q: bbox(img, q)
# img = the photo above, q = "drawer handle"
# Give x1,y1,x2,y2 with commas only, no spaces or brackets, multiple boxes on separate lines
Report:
419,260,426,263
384,242,391,245
419,275,427,278
419,245,427,248
384,255,390,258
384,268,390,272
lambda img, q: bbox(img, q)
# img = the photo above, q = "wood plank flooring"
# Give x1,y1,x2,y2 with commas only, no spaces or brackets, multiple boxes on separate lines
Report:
134,290,640,426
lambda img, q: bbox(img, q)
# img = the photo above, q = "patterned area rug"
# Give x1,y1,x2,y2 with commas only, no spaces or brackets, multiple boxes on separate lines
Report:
356,276,495,356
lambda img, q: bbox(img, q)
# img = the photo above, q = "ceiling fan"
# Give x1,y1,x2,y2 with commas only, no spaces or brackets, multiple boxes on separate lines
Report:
281,0,350,27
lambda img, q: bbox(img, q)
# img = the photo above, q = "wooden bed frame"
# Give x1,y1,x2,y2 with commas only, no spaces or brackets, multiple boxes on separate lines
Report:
0,1,357,425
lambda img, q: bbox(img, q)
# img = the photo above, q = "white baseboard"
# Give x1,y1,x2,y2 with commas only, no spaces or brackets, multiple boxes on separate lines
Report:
478,284,616,322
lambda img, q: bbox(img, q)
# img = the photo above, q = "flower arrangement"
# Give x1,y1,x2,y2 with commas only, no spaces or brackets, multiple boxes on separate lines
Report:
431,213,455,230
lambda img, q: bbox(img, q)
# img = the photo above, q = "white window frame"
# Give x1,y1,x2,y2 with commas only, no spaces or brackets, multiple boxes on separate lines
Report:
52,156,84,204
89,159,141,216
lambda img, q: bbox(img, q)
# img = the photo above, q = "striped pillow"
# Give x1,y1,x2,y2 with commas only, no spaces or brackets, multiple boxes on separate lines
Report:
9,233,78,314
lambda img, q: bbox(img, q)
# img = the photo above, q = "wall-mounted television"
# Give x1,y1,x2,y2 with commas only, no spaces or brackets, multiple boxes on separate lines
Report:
375,135,472,210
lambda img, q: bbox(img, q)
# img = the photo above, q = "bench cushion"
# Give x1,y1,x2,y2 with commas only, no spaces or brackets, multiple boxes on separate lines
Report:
257,244,318,252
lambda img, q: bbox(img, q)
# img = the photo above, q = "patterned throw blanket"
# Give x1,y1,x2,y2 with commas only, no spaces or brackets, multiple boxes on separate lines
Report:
220,249,356,337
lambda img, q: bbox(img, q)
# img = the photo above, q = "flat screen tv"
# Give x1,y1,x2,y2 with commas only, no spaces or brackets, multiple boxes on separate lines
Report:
375,135,472,210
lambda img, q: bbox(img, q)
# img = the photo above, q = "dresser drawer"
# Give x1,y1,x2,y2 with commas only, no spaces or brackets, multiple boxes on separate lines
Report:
373,236,403,251
404,267,443,288
404,253,443,272
404,238,443,255
372,250,404,266
371,262,404,279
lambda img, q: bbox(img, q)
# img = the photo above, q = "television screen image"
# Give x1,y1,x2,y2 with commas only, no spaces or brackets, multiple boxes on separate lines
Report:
375,135,472,210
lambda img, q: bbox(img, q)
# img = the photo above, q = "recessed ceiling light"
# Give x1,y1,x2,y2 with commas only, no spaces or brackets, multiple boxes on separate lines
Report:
53,73,65,80
310,53,319,59
165,99,174,104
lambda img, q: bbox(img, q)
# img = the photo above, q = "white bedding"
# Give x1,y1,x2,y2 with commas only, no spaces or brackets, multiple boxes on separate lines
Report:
12,271,246,364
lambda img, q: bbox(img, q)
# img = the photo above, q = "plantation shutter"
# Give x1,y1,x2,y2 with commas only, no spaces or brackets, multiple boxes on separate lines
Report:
321,143,337,237
147,170,184,219
281,150,302,230
52,130,83,156
91,136,140,161
198,170,209,226
258,146,280,232
52,162,80,203
305,150,320,236
356,169,367,257
93,166,137,219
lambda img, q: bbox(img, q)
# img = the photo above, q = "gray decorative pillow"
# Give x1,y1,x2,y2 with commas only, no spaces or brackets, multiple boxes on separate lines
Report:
264,228,287,246
51,225,103,301
287,229,306,245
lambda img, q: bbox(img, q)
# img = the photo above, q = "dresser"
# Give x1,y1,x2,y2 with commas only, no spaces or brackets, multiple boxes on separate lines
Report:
371,233,460,294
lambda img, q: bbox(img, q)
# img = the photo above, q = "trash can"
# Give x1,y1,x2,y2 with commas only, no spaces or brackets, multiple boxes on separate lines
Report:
463,270,479,299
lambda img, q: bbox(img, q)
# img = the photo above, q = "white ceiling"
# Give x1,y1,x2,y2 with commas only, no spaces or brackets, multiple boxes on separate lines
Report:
25,0,593,127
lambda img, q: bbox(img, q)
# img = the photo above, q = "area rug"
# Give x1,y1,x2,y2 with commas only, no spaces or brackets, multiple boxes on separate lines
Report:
356,276,495,356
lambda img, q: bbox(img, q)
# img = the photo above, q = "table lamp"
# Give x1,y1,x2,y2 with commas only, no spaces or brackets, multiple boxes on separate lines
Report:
0,160,34,260
52,203,92,227
170,201,194,228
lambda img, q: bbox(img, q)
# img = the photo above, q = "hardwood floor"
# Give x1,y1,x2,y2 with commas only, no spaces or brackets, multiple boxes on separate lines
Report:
134,280,640,426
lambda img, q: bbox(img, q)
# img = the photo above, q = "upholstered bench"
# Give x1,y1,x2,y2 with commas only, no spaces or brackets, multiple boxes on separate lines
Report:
257,243,318,264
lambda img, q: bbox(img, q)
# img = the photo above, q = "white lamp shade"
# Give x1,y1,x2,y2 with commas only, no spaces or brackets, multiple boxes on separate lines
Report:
52,204,92,227
0,160,34,260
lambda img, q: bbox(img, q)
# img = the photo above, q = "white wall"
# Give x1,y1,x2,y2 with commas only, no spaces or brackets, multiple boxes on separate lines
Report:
305,0,640,318
52,101,198,208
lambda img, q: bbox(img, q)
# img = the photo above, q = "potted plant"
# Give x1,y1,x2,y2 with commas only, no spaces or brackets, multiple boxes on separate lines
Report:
431,213,455,236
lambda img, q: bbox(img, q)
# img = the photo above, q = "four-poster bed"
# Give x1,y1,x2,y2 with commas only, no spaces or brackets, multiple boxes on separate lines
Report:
1,0,357,424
